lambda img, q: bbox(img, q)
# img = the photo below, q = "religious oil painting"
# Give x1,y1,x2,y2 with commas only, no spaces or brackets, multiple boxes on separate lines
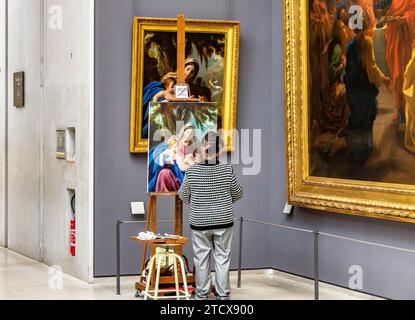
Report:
285,0,415,222
147,102,219,194
130,17,240,153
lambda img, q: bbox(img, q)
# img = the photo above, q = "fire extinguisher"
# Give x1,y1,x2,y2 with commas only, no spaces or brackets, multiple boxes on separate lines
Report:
70,194,76,256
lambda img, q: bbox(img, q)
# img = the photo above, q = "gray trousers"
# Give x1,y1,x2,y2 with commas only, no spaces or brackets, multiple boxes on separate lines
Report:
191,227,233,298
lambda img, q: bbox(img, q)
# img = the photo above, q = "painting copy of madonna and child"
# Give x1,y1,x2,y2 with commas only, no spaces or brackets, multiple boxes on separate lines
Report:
147,102,219,193
309,0,415,185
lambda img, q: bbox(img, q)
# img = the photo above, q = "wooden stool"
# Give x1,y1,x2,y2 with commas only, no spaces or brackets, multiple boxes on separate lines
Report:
143,244,190,300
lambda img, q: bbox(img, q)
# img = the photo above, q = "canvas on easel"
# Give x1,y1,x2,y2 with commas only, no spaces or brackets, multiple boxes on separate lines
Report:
147,101,219,193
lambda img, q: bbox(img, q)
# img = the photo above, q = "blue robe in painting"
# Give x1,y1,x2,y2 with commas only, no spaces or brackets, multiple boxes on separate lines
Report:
147,142,185,193
142,81,165,139
345,39,380,160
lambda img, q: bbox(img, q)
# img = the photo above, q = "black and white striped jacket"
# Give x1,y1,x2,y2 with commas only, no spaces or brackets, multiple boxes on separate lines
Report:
178,162,244,230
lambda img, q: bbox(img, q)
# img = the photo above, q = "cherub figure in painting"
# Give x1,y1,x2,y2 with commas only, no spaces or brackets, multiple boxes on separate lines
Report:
151,72,177,103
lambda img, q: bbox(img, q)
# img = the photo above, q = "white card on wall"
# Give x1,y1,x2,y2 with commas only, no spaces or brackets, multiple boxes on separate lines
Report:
131,202,145,215
283,202,293,215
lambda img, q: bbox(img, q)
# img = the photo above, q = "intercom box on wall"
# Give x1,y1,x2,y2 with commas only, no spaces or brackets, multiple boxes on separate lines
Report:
56,129,66,159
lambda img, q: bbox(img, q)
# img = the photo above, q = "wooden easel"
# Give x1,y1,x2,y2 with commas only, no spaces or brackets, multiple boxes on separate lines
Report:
134,192,195,293
140,193,183,272
134,14,196,294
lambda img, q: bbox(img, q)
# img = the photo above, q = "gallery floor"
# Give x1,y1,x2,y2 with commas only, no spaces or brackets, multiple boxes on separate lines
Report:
0,247,381,300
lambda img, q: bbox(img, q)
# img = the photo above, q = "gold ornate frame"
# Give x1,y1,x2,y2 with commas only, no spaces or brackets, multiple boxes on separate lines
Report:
284,0,415,223
130,17,240,153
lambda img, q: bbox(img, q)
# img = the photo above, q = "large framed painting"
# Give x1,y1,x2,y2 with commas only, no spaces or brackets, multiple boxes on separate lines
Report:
147,101,219,193
285,0,415,223
130,17,240,153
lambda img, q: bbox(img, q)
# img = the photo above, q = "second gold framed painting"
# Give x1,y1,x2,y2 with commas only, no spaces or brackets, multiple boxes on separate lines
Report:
285,0,415,223
130,17,240,153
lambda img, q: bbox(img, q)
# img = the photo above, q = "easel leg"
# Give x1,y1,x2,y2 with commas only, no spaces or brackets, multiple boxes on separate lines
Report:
151,196,158,252
141,196,155,280
175,196,183,257
150,196,158,286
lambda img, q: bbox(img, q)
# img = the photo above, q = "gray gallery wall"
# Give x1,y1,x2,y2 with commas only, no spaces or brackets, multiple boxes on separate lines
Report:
95,0,272,278
95,0,415,299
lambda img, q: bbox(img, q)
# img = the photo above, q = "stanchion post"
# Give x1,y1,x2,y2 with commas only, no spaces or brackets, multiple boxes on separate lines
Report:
237,217,243,288
314,230,319,300
116,220,121,295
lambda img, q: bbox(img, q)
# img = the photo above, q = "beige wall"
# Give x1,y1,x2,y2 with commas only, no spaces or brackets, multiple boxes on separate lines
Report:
41,0,94,282
0,0,6,247
6,0,94,282
7,0,42,260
